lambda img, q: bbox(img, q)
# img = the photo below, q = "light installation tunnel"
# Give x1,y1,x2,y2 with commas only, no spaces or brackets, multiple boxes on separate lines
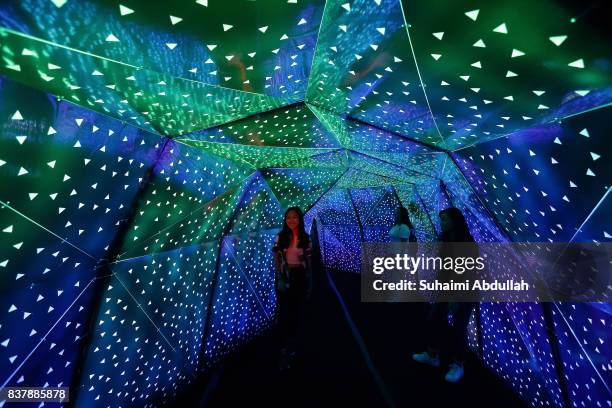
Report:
0,0,610,407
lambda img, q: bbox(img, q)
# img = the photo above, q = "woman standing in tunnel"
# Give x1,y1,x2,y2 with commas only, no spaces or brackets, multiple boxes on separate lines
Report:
412,207,477,383
389,206,417,243
388,206,418,303
273,206,312,369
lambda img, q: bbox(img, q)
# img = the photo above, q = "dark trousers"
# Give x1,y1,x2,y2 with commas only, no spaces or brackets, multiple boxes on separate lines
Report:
425,302,476,365
276,266,308,350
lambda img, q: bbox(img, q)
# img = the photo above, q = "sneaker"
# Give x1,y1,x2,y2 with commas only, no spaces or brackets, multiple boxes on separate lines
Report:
445,363,464,383
412,351,440,367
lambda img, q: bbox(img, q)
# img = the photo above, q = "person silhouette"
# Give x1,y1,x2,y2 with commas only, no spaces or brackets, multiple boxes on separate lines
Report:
389,206,417,243
272,206,312,369
412,207,478,383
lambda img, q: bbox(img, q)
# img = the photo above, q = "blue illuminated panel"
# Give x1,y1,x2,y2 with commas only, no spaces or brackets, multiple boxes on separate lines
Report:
0,76,162,259
350,186,399,243
119,140,253,258
0,207,97,394
551,303,610,407
202,235,274,368
75,276,195,406
453,106,611,243
480,303,556,406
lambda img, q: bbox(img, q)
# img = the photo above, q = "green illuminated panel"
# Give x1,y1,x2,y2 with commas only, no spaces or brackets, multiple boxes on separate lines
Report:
310,103,446,177
262,167,345,211
306,0,441,146
403,0,612,150
176,139,344,169
336,168,406,189
347,151,436,185
0,0,325,98
118,142,254,255
182,103,342,148
227,175,283,235
0,28,294,136
118,184,241,259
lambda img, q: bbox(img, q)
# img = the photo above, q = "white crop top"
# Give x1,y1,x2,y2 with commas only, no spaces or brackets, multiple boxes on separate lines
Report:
285,246,304,266
275,233,311,267
389,224,414,242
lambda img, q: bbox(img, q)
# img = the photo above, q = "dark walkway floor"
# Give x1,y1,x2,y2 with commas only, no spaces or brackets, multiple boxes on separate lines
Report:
174,267,527,407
